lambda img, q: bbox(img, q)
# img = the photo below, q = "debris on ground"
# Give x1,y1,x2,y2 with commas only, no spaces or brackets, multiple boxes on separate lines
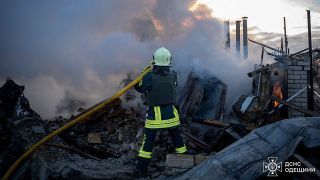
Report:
1,47,320,180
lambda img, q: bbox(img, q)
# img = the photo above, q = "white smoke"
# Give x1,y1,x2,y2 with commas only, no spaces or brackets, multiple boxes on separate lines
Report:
0,0,264,118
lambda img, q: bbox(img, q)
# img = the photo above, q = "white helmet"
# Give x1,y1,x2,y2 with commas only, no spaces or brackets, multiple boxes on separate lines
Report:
153,47,172,66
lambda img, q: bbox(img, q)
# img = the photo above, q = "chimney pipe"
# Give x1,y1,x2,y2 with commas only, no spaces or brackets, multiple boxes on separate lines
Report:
283,17,288,54
236,20,241,56
280,37,284,53
242,17,248,59
307,9,314,110
224,21,230,50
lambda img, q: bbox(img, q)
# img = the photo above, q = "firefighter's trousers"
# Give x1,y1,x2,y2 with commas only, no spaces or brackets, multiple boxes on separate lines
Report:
136,127,187,172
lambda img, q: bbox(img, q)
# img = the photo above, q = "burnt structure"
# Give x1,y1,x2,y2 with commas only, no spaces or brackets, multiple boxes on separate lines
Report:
178,71,227,122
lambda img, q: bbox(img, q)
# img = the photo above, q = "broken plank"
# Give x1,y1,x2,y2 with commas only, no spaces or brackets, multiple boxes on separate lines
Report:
249,39,284,54
267,95,320,117
181,131,211,151
225,127,241,140
202,119,230,128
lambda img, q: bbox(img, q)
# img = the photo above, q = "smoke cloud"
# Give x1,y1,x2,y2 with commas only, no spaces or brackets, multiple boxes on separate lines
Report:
0,0,260,118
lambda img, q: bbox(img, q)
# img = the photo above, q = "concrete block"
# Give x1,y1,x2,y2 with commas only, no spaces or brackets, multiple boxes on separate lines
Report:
288,75,300,80
166,154,194,169
294,97,307,103
288,66,302,71
297,61,309,66
288,88,304,93
288,84,301,89
288,80,294,83
300,75,308,80
287,61,295,66
299,92,308,98
294,71,307,75
292,101,301,106
301,103,308,107
288,89,294,93
295,79,307,84
303,66,311,71
288,70,294,75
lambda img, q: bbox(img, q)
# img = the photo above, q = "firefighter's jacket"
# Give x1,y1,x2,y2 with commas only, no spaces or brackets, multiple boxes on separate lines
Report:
134,66,180,129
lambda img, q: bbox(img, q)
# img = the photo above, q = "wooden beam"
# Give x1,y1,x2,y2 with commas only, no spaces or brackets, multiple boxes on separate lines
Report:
249,39,284,54
181,131,211,151
247,63,279,77
202,119,229,128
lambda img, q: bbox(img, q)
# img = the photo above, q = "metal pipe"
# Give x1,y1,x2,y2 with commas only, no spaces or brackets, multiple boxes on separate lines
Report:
307,9,314,111
243,17,248,59
281,37,284,53
284,17,288,54
268,86,307,114
236,20,241,56
279,87,307,108
224,21,230,50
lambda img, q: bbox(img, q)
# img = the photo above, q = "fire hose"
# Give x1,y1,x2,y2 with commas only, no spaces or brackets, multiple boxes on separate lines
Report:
2,65,152,180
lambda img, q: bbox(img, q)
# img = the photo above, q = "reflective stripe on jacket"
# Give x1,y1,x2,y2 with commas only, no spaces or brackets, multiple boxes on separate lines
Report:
145,105,180,129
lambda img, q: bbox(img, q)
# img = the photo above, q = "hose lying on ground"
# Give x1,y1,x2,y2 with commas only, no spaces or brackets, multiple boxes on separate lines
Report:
3,65,152,180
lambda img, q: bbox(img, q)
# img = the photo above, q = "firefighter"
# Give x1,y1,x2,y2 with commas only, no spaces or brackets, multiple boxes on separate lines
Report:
134,47,187,176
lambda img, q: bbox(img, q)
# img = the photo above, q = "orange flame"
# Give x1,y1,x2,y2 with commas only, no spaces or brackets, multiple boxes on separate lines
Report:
273,81,283,107
145,9,164,33
188,2,213,20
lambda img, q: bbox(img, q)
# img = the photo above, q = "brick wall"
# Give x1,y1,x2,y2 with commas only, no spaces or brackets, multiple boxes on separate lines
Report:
287,57,309,118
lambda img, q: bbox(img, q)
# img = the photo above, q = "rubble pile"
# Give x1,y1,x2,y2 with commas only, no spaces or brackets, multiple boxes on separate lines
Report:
47,98,144,159
0,77,216,179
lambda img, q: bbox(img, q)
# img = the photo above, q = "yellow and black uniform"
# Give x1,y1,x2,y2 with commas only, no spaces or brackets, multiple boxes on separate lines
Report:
134,65,187,173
